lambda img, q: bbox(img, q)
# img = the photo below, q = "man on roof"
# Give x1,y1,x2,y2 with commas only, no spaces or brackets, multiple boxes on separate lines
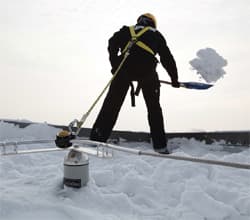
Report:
90,13,180,154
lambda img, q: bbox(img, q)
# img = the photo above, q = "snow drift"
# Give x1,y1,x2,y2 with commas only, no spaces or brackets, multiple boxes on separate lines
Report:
0,122,249,220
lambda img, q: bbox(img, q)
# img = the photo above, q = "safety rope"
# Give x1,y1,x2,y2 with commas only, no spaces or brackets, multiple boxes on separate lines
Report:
75,39,136,135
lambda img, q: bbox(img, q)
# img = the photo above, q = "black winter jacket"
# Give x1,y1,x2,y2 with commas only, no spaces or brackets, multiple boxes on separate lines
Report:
108,25,178,82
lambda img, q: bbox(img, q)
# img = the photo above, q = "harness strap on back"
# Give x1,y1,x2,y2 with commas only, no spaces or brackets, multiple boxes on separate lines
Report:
122,26,155,56
129,82,143,107
129,82,135,107
122,26,155,107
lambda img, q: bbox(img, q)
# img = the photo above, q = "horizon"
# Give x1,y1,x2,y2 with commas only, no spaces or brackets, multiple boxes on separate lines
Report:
1,118,250,133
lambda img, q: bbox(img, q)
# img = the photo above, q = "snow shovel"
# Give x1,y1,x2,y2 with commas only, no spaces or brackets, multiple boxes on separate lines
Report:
160,80,213,90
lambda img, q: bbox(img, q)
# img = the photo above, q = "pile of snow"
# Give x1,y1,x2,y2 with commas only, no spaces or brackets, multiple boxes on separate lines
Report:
0,121,59,140
0,122,250,220
189,48,227,83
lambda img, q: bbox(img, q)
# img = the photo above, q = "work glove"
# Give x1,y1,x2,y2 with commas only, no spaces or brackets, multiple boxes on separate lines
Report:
171,80,180,88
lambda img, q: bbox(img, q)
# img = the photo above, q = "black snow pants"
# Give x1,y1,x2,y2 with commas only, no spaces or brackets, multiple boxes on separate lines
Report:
90,72,167,150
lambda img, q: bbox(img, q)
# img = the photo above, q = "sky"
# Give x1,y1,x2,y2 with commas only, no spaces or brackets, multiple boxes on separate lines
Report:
0,0,250,132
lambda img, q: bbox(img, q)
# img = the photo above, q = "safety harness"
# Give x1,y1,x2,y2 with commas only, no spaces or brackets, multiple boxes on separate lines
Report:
56,26,157,139
122,26,155,56
123,26,156,107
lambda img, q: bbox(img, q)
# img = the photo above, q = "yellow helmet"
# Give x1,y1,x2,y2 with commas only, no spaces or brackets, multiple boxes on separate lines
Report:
137,13,157,28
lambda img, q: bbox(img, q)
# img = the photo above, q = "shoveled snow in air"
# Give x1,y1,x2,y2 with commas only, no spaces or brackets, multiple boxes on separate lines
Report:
0,121,250,220
189,48,228,83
